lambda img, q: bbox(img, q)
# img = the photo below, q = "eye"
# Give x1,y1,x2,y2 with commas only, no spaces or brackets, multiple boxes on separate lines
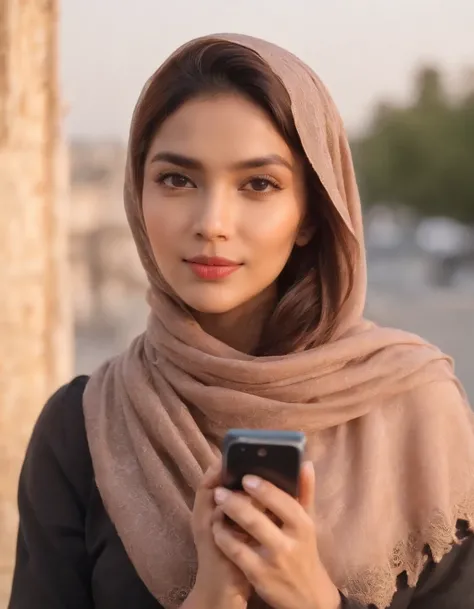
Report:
156,172,196,189
241,176,281,193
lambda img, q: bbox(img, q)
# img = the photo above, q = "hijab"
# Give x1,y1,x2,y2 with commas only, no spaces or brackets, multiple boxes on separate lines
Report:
83,34,474,608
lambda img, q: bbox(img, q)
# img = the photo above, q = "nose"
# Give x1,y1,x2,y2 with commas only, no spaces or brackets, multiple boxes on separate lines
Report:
193,187,234,242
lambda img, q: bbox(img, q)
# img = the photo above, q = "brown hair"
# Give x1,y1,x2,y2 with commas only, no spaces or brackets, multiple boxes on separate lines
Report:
130,39,356,355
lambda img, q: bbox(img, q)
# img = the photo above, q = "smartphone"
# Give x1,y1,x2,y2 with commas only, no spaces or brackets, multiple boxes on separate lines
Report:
222,429,306,498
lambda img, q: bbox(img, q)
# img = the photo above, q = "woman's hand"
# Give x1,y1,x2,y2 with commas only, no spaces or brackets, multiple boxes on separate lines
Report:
189,460,251,609
211,461,341,609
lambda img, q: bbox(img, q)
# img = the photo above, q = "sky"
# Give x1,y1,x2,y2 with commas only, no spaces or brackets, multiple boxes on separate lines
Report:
60,0,474,141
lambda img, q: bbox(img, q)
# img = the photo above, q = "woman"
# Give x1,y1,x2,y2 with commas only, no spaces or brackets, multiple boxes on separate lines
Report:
8,34,474,609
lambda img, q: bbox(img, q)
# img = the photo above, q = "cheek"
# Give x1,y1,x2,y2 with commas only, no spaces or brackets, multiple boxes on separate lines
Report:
247,204,302,254
142,198,183,257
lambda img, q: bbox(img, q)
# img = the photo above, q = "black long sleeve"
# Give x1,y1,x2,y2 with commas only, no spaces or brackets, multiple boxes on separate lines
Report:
8,377,161,609
8,378,94,608
339,521,474,608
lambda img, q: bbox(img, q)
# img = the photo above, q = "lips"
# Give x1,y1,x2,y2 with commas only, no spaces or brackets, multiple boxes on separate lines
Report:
186,256,240,266
185,256,242,280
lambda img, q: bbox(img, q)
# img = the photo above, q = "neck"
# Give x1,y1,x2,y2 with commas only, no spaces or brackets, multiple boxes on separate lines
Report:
193,285,276,354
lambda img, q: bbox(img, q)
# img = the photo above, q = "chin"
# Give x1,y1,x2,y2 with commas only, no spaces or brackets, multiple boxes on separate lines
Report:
187,298,242,315
177,288,247,316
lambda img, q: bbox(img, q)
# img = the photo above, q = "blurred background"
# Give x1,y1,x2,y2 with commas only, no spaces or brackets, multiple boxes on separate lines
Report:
1,0,473,605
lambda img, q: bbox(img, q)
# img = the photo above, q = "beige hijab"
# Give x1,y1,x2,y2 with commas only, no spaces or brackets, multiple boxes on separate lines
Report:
83,34,474,609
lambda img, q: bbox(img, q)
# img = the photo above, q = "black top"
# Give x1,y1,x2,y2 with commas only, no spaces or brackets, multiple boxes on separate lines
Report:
7,376,474,609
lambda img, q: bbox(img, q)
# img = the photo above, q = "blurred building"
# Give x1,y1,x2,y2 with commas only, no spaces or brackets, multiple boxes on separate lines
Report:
69,141,146,327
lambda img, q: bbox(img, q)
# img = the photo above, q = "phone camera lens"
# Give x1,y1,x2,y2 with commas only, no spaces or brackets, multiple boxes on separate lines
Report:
257,448,267,458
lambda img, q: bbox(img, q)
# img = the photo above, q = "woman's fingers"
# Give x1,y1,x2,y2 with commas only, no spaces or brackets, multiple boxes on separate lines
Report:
214,487,284,549
201,458,223,488
212,517,264,578
238,472,313,531
209,463,333,609
195,461,221,513
193,460,223,535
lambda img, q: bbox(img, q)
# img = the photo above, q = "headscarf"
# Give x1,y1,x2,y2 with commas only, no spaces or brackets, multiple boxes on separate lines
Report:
83,34,474,608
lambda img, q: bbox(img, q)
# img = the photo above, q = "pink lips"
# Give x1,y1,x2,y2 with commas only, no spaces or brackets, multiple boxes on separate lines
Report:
185,256,242,280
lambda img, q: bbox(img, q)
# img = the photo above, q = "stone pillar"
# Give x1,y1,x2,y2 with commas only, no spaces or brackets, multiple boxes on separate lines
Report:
0,0,71,604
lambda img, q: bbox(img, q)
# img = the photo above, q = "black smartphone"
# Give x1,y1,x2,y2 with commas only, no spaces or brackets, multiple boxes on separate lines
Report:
222,429,306,498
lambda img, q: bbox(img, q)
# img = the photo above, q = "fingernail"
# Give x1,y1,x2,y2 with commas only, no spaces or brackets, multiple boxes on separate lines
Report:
243,475,261,490
214,487,230,504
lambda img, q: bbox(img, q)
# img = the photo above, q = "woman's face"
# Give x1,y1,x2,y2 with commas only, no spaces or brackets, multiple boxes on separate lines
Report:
142,92,310,315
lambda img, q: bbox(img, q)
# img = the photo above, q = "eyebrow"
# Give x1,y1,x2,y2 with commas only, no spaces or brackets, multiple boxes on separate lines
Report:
149,151,293,171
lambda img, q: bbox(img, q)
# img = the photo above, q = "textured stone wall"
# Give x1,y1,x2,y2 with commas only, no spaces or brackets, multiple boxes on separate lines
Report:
0,0,71,605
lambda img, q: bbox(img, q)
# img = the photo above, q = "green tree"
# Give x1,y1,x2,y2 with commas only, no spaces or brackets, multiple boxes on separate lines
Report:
353,66,474,223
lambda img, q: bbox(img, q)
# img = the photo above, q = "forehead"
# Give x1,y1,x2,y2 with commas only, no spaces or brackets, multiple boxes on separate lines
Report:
147,93,294,164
